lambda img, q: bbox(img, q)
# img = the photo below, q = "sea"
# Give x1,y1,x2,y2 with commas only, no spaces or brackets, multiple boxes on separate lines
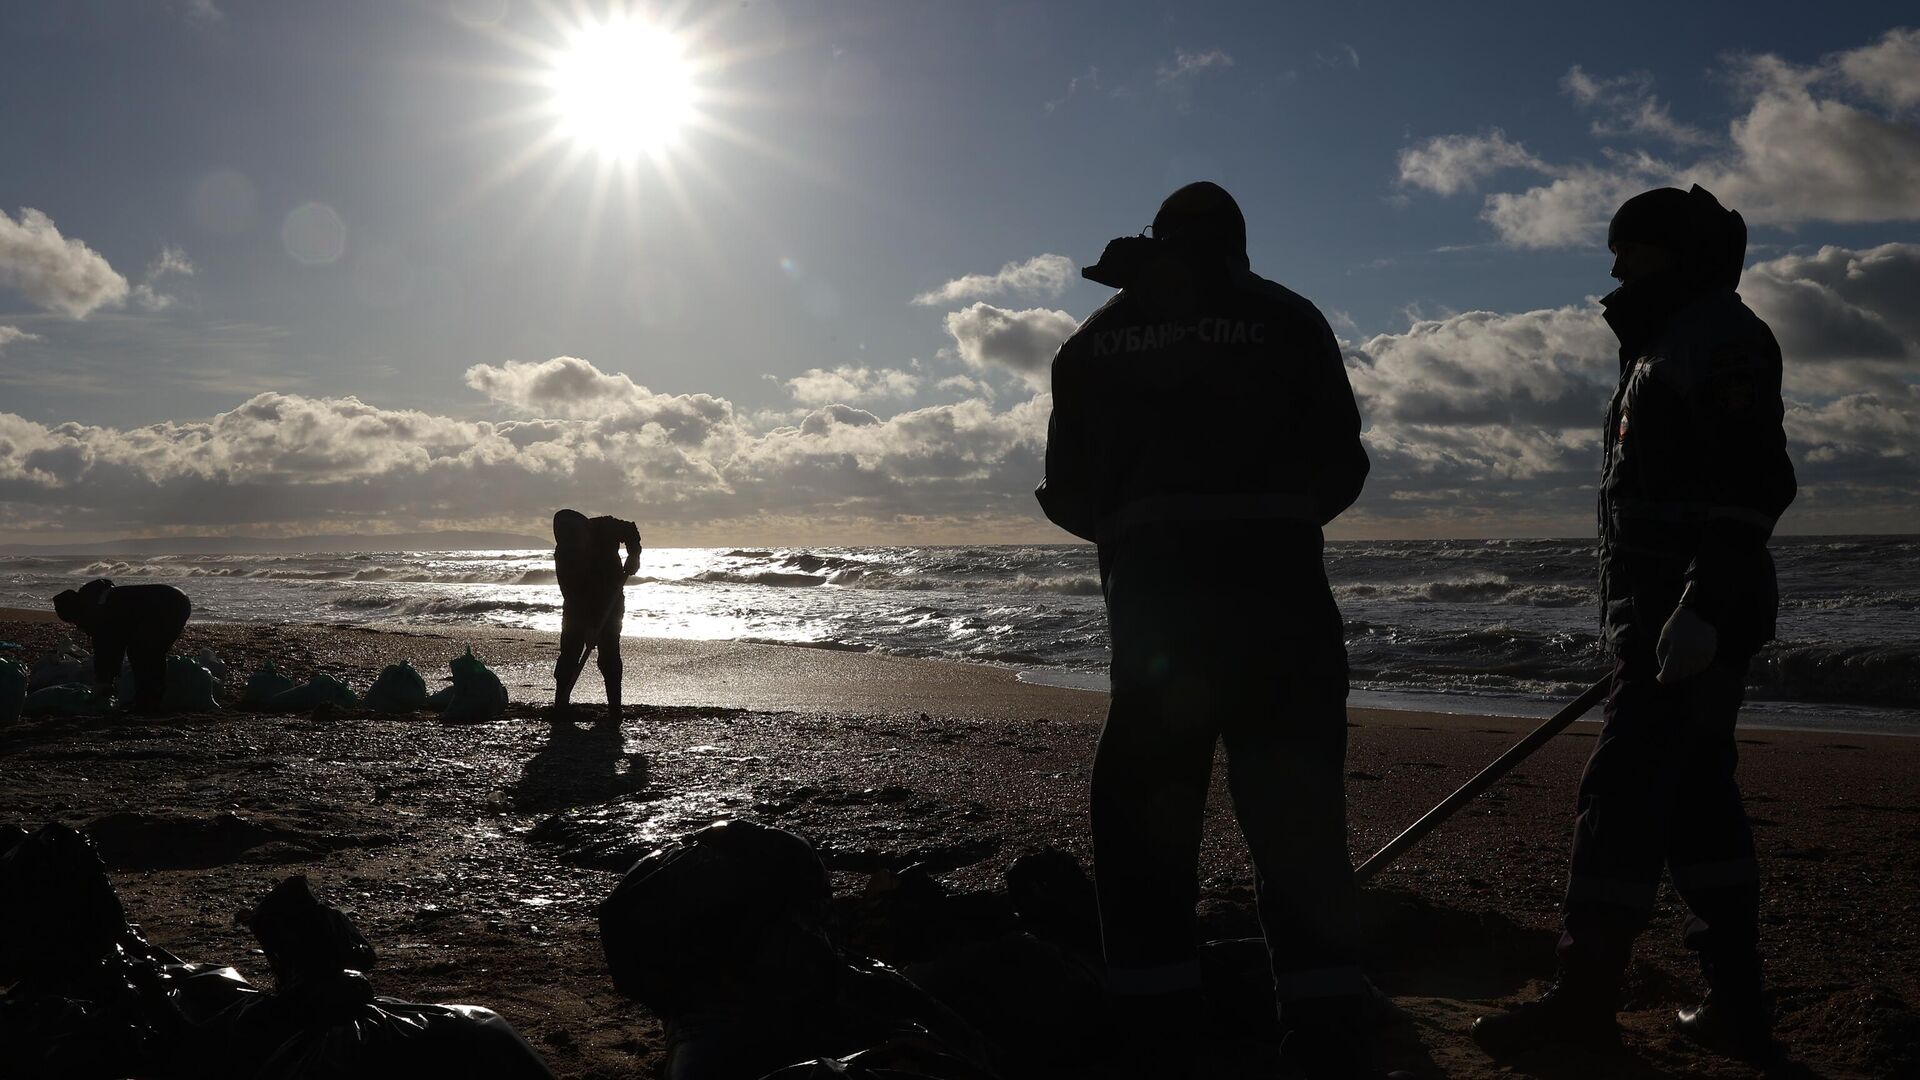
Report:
4,536,1916,734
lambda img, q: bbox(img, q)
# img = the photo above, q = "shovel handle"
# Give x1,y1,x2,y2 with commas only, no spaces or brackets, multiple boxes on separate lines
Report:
1353,677,1612,886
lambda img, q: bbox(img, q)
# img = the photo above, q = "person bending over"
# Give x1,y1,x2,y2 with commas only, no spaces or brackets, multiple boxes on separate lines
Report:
51,579,192,713
552,509,642,721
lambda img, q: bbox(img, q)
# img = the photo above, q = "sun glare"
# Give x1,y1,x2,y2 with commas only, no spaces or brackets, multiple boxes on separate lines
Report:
547,17,697,160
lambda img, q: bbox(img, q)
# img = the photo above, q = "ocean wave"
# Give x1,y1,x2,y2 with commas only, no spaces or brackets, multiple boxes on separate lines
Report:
333,595,555,618
693,569,829,588
1334,577,1593,607
1751,641,1920,709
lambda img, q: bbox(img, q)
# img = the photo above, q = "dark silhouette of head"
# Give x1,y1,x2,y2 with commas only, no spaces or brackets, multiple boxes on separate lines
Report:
51,589,85,626
1607,184,1746,289
553,508,590,547
1152,181,1248,266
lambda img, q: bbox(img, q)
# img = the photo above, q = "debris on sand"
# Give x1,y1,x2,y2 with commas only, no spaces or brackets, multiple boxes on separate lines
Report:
0,822,555,1079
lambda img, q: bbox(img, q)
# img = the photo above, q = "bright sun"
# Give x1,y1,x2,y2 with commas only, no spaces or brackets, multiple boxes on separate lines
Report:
547,16,697,161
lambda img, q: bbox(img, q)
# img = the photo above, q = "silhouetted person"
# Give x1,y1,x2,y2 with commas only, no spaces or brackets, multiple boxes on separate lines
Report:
50,579,191,713
1472,185,1795,1064
552,509,641,722
1038,182,1375,1078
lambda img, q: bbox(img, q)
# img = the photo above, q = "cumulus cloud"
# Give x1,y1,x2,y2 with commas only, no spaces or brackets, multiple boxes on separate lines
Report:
1697,50,1920,226
1396,131,1544,197
1344,240,1920,531
1561,66,1710,147
0,208,131,318
1834,27,1920,113
1479,150,1671,248
465,357,735,447
1741,242,1920,393
1403,30,1920,248
0,356,1057,541
782,365,921,406
0,326,39,353
912,254,1075,306
941,303,1079,386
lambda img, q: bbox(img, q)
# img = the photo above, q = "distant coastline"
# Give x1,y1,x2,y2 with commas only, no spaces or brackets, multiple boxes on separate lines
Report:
0,530,549,556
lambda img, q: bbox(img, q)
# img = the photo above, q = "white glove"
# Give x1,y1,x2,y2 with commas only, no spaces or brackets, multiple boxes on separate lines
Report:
1655,607,1718,685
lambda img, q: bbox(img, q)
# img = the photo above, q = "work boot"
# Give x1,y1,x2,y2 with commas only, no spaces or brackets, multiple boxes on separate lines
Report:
1676,991,1776,1062
1470,979,1618,1058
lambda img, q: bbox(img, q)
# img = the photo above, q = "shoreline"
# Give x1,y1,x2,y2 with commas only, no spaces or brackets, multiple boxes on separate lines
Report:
8,606,1913,737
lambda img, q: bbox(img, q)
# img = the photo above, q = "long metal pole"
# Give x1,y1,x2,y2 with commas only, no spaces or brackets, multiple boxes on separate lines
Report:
1353,676,1612,885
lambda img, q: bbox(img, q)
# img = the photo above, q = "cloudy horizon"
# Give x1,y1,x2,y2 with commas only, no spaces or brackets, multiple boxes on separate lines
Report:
2,5,1916,546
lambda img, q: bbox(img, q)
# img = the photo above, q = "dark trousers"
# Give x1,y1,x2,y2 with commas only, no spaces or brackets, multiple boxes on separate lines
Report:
1095,527,1363,1012
124,590,191,712
1559,652,1761,996
555,588,625,705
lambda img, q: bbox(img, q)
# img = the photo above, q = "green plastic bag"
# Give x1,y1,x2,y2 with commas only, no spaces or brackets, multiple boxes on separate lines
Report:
265,673,359,712
241,661,298,706
362,661,429,713
161,656,221,712
439,647,508,723
0,656,25,724
22,683,110,717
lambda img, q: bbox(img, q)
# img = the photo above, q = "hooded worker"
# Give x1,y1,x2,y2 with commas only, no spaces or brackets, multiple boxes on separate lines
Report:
1038,183,1378,1079
551,509,642,721
50,579,192,713
1472,185,1795,1065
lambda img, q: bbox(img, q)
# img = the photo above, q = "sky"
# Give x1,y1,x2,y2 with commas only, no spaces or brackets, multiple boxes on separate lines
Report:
1,0,1916,545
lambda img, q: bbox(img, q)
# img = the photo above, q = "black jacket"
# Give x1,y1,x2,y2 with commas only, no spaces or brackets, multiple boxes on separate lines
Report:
1598,274,1795,658
555,515,642,605
1037,257,1368,564
67,580,193,683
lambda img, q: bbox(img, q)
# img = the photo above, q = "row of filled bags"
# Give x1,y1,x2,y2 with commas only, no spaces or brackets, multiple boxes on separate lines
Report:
0,647,509,724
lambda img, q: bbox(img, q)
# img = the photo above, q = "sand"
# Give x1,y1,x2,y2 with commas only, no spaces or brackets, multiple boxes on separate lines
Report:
1,610,1916,1078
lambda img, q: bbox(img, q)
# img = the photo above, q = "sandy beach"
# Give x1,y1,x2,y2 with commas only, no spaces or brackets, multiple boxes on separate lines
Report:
1,610,1915,1078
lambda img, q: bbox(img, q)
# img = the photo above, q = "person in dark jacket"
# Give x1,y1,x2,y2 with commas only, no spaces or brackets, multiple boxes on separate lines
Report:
1472,185,1795,1063
50,579,192,713
1038,182,1375,1078
552,509,642,722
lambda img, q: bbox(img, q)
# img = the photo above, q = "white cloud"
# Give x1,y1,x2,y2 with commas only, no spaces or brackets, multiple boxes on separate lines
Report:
1343,241,1920,531
0,208,130,319
0,326,39,353
1156,48,1234,87
1698,51,1920,226
1561,65,1710,147
1835,27,1920,113
1396,130,1545,196
0,356,1067,540
1404,30,1920,248
1479,150,1671,249
782,365,921,406
912,254,1075,306
463,356,735,447
940,303,1079,386
131,245,194,313
1741,242,1920,394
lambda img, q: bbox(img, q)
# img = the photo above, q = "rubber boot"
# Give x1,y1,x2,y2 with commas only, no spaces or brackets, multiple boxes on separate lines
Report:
1470,976,1618,1058
1676,990,1775,1063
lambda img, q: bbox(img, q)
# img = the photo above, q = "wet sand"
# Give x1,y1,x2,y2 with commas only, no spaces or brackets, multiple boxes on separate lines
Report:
1,611,1916,1078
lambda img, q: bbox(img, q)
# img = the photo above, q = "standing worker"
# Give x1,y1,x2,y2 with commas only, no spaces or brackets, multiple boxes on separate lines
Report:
50,578,192,713
552,508,642,723
1038,182,1376,1078
1472,185,1795,1064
